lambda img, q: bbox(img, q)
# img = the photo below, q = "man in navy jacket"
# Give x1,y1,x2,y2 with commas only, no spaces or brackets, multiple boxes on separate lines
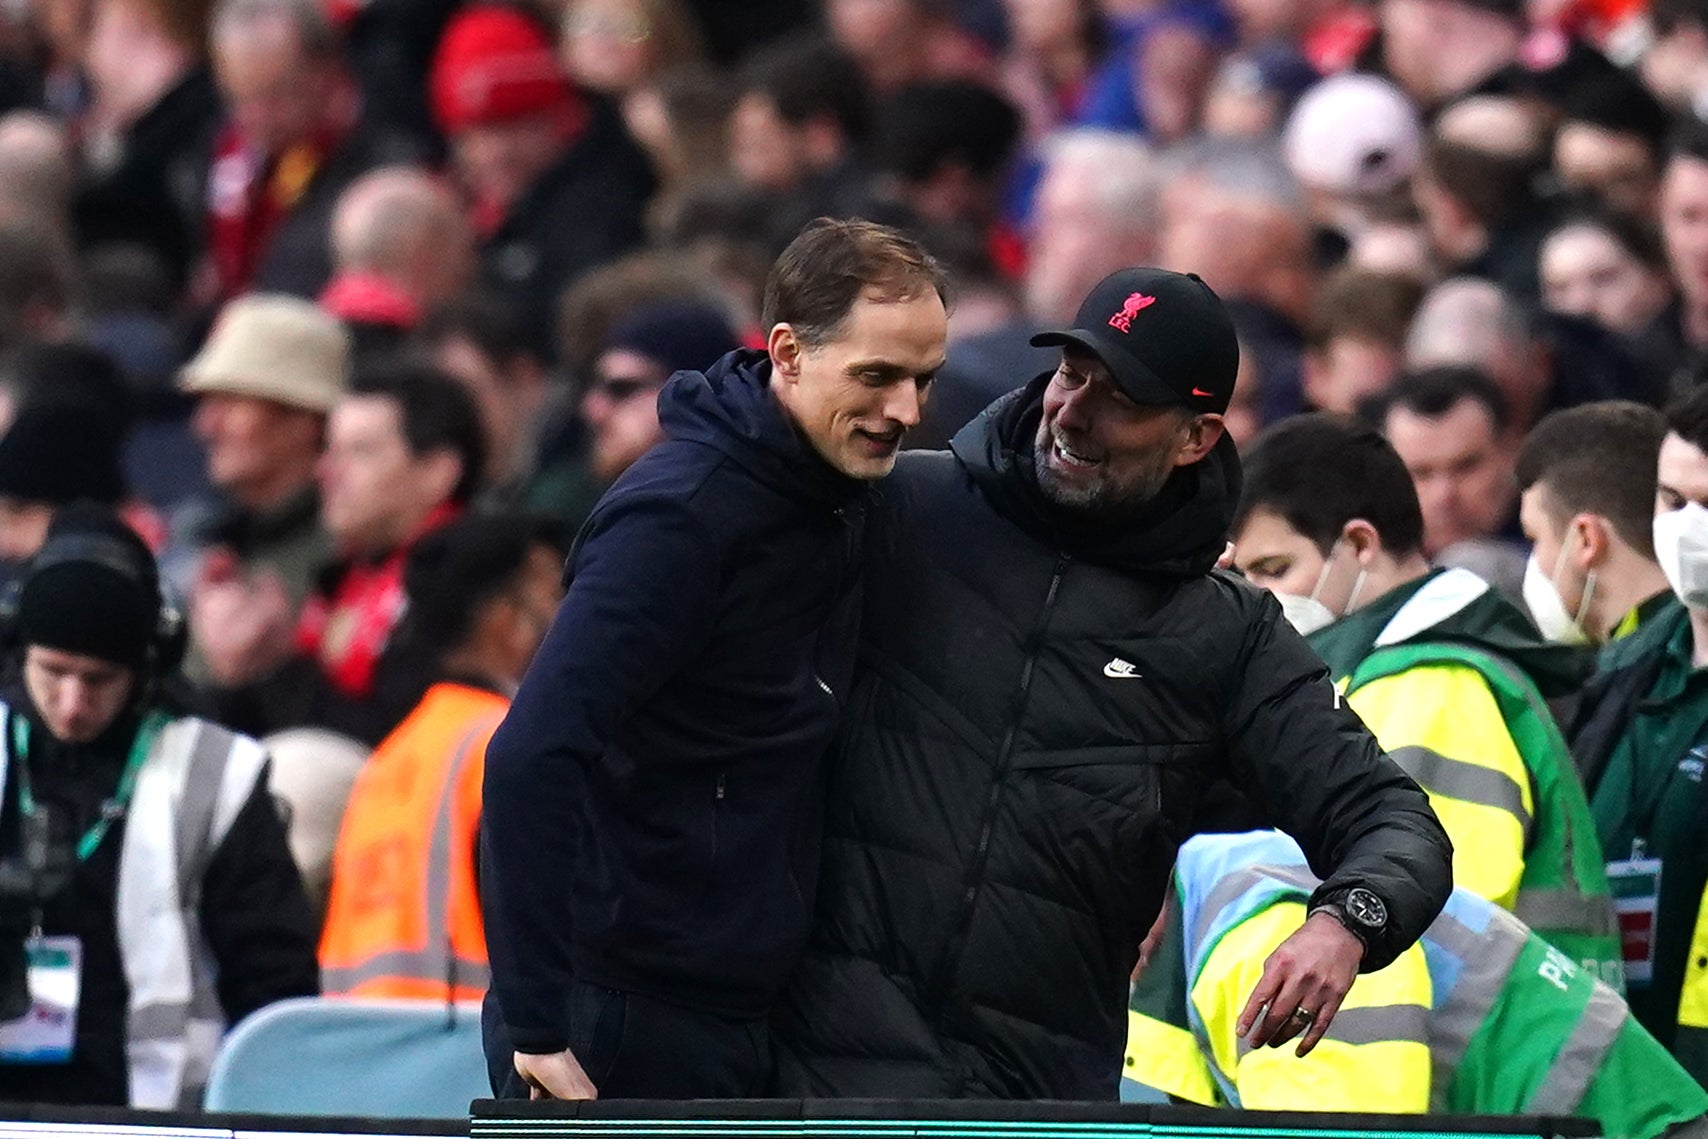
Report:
479,219,949,1099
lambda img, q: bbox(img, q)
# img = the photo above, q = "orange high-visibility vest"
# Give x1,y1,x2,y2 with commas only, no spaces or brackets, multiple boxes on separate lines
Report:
319,682,506,1001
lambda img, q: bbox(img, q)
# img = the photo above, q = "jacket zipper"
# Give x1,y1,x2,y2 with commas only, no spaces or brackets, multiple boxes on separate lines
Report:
931,553,1070,1048
709,770,726,886
811,505,858,708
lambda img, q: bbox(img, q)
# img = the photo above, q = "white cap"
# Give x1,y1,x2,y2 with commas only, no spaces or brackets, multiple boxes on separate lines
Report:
1283,73,1422,197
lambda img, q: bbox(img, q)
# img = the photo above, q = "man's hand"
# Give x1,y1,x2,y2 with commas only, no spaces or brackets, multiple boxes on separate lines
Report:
1236,911,1364,1057
1132,895,1172,982
514,1048,599,1100
190,554,295,685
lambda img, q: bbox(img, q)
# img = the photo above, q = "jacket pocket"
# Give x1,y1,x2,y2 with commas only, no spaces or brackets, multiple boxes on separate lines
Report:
1008,741,1213,816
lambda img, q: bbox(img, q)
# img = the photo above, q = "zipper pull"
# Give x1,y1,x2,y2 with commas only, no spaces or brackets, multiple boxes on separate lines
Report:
715,773,727,801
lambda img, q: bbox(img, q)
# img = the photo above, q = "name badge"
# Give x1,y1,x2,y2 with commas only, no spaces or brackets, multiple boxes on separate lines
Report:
0,936,80,1064
1607,857,1663,986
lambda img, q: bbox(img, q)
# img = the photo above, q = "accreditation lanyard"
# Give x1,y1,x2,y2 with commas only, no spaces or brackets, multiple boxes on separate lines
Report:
8,712,167,863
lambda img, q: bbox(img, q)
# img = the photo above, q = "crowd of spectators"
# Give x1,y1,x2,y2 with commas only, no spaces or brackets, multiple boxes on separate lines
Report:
0,0,1704,1120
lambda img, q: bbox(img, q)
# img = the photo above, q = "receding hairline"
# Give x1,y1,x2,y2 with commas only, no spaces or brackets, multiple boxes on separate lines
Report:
211,0,339,58
786,274,950,349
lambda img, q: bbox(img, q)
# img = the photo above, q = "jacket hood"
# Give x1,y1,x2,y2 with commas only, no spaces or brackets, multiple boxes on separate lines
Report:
658,348,866,509
948,373,1241,576
1309,567,1589,697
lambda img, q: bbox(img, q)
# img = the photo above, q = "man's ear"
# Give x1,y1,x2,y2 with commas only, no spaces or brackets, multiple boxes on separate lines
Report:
1341,518,1385,564
1574,512,1613,569
768,323,803,382
1174,413,1226,466
420,448,464,506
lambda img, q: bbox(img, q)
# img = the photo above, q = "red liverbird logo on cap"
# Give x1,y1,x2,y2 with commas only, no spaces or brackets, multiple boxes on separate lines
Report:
1108,292,1156,333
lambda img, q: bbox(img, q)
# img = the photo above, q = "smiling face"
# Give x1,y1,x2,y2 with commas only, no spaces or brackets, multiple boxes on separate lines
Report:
769,286,948,480
1032,350,1223,518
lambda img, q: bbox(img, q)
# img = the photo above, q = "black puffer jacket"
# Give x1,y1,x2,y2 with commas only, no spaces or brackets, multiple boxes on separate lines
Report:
772,376,1452,1100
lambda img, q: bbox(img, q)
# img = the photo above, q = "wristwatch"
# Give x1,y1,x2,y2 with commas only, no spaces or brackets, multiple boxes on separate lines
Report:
1308,887,1388,951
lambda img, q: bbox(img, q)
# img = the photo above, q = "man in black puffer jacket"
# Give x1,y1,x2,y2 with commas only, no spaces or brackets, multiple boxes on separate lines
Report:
480,220,948,1100
773,267,1454,1100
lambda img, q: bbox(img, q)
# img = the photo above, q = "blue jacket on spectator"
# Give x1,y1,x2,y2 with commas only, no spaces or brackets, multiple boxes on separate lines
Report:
480,348,870,1053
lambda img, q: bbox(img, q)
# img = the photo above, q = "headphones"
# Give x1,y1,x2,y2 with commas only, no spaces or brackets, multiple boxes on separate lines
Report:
0,532,187,676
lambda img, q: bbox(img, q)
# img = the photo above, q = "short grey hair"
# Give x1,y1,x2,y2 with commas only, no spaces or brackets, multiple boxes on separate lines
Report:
212,0,341,60
1039,128,1159,228
1158,135,1308,214
1405,276,1532,370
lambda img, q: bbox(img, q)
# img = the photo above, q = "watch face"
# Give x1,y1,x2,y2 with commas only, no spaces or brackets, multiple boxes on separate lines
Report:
1346,888,1387,929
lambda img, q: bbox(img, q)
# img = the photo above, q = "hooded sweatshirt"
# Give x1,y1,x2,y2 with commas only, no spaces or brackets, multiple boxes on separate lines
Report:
481,349,869,1049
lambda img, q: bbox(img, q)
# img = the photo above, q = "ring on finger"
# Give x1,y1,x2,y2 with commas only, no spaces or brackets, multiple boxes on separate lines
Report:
1288,1007,1316,1026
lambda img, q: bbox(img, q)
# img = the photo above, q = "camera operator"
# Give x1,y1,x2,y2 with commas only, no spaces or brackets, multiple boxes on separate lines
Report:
0,505,317,1109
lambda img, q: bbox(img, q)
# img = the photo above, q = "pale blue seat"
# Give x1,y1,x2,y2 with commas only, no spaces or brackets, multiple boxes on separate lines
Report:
202,996,486,1118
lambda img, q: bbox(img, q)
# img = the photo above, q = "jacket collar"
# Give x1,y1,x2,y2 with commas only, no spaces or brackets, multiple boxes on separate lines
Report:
658,349,868,511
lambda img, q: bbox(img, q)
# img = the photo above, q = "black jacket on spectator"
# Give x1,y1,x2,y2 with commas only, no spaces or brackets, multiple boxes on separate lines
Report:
771,377,1453,1100
481,349,868,1052
74,68,222,292
0,694,318,1106
479,99,654,357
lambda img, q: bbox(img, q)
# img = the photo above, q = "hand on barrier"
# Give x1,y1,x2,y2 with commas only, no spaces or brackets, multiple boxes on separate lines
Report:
1235,911,1364,1058
1132,896,1172,982
515,1047,599,1101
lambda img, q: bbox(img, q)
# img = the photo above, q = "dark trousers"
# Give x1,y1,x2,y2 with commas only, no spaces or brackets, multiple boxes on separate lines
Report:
483,983,772,1099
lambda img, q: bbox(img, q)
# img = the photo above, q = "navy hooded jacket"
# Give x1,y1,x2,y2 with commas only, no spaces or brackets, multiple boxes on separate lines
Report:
481,349,870,1051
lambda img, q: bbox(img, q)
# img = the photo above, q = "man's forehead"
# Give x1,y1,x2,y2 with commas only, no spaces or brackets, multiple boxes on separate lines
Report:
1659,432,1708,489
1233,508,1313,554
1386,401,1495,451
28,644,127,676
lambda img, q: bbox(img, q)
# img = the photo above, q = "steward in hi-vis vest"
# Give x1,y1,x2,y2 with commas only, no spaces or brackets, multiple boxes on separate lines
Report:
1233,416,1620,985
1128,831,1707,1139
319,682,500,1000
0,507,317,1109
320,514,567,1006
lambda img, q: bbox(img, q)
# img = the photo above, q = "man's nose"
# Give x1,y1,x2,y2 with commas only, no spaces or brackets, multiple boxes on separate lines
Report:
885,382,922,429
1054,384,1093,430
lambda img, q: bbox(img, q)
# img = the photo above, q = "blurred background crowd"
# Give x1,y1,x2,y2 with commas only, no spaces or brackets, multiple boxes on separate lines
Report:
1,0,1707,1118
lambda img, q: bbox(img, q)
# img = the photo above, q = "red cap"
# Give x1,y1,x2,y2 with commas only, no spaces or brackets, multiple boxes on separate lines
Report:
430,5,578,133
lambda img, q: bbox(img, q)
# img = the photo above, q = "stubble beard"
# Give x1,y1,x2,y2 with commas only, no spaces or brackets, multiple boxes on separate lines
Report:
1032,428,1178,523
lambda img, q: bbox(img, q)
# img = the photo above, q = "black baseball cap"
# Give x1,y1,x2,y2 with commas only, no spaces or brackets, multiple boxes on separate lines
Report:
1030,267,1240,415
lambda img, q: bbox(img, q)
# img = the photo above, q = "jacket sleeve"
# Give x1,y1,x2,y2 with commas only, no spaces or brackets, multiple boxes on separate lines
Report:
1219,586,1454,971
199,763,321,1023
481,495,724,1054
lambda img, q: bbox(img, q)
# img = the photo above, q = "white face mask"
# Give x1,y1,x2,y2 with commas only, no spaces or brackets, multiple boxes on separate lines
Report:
1654,502,1708,609
1522,541,1595,646
1278,592,1337,636
1275,540,1368,636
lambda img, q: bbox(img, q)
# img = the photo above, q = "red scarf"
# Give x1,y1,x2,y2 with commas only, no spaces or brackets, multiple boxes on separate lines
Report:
205,97,354,299
319,272,422,329
295,502,460,699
